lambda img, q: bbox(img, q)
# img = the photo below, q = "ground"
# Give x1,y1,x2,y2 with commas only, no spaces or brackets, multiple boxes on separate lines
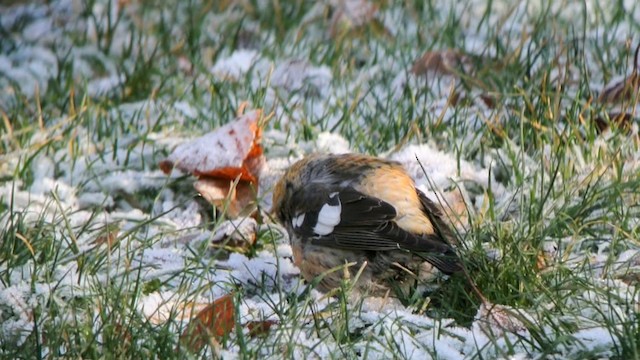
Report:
1,0,640,358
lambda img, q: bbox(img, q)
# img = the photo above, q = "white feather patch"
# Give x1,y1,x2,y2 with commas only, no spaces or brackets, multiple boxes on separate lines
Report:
313,192,341,236
292,213,305,229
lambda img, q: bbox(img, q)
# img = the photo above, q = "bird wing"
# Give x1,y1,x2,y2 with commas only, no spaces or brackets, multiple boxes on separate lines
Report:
416,188,458,246
288,185,461,274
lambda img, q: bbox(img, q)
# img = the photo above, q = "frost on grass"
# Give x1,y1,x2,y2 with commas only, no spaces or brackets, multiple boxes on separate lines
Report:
210,49,259,80
270,59,333,98
3,0,640,358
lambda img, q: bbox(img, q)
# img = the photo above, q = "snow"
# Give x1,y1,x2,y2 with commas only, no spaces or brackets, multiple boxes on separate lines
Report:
86,74,124,97
270,59,333,97
174,101,198,118
210,218,258,243
164,110,262,177
211,49,259,80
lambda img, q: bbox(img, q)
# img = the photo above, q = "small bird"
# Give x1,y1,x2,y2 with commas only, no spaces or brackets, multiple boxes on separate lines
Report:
271,153,463,297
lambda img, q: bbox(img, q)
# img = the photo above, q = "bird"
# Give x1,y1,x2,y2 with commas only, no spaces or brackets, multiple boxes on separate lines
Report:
271,153,463,297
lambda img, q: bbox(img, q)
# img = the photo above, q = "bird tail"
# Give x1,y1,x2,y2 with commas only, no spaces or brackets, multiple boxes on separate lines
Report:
418,248,463,275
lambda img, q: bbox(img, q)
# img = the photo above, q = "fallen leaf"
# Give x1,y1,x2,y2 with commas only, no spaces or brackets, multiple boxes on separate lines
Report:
599,75,640,105
160,109,266,218
593,112,634,134
598,41,640,104
329,0,379,38
90,224,120,248
411,50,471,77
616,272,640,286
247,320,278,337
535,242,558,271
210,217,258,253
180,293,236,353
110,322,132,349
477,301,526,337
535,251,548,271
478,93,497,109
194,177,256,219
439,189,469,231
159,109,265,183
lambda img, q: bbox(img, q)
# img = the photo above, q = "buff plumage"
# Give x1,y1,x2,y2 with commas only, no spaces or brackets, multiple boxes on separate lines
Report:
271,153,462,296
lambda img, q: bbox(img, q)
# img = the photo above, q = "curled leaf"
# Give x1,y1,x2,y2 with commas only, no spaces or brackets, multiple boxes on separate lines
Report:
160,109,265,218
478,93,497,109
210,218,258,253
535,242,559,271
617,272,640,286
329,0,379,38
411,50,471,77
598,42,640,104
477,301,526,336
180,293,236,353
159,109,265,183
90,224,120,248
593,112,634,134
247,320,278,337
439,189,469,230
194,178,256,219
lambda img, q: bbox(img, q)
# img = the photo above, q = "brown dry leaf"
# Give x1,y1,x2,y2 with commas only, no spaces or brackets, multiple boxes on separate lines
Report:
617,272,640,285
411,50,471,77
247,320,278,337
478,93,497,109
159,109,265,183
110,322,132,349
593,112,634,134
536,251,550,271
411,50,500,110
90,225,120,248
194,178,256,219
439,189,469,231
210,218,258,253
477,301,526,337
598,42,640,104
534,242,559,272
329,0,382,38
180,293,236,353
599,74,640,104
159,109,265,218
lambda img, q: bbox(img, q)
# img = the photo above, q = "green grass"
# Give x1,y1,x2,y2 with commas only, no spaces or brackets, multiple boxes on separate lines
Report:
2,0,640,358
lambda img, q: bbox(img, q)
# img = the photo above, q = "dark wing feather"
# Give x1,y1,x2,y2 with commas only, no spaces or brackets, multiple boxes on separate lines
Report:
416,189,458,246
289,185,462,274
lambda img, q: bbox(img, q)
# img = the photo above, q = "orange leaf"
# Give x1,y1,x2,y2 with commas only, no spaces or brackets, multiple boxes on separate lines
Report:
535,251,549,271
159,109,265,183
160,109,265,218
194,178,256,219
180,293,235,353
